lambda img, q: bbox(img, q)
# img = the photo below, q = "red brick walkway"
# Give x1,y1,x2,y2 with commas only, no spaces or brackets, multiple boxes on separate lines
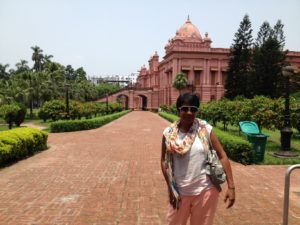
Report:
0,111,299,225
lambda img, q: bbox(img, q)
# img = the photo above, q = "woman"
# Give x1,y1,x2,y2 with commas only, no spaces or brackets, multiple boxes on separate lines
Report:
161,93,235,225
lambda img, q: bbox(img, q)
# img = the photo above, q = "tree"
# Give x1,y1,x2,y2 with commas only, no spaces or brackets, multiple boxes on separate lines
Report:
96,83,121,98
75,67,87,81
251,20,287,98
31,46,44,72
15,59,30,74
43,61,65,100
255,22,272,48
290,67,300,94
72,80,98,101
225,14,253,99
172,73,188,93
0,63,10,80
43,54,53,64
0,79,27,104
272,20,285,48
65,65,75,80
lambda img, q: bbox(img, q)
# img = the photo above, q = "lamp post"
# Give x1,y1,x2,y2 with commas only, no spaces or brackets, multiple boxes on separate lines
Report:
65,83,70,119
274,66,298,157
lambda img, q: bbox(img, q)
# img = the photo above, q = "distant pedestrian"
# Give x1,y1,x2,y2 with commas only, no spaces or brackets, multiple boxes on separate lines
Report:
161,93,235,225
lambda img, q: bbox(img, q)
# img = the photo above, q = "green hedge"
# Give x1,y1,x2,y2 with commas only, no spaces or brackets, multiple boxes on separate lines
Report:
159,111,179,123
158,112,252,164
50,110,131,133
0,128,48,166
213,128,252,164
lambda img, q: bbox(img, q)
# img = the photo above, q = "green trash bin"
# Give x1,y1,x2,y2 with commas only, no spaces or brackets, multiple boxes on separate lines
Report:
239,121,269,163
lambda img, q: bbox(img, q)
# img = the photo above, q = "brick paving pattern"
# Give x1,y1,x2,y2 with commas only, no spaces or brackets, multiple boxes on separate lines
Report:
0,111,299,225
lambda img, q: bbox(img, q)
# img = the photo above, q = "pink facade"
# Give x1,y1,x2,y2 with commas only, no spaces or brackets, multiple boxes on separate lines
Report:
102,18,300,110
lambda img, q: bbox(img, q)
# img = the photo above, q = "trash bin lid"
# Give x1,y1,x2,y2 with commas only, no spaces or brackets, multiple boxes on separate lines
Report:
239,121,260,134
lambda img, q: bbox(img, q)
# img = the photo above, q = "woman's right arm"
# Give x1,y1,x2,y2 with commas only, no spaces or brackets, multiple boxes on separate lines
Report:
161,136,169,186
161,136,178,208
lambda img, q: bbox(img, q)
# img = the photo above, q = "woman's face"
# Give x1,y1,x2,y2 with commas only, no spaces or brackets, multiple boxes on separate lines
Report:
178,104,198,125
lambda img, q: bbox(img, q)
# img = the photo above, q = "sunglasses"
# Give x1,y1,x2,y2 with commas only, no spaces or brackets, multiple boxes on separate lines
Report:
179,106,198,113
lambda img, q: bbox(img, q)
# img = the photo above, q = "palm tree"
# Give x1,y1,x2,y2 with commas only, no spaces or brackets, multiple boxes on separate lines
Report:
21,71,35,116
15,59,30,74
42,54,54,70
31,46,44,72
173,72,188,94
44,62,65,99
0,79,27,104
0,80,14,104
0,63,10,80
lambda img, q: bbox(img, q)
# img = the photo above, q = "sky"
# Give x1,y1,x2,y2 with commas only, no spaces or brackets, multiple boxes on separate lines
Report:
0,0,299,79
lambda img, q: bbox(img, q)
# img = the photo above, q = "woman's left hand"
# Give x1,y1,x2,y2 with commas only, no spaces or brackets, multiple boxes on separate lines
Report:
224,188,235,208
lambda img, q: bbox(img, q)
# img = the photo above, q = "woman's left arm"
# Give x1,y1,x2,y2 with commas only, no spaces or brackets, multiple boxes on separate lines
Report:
210,130,236,208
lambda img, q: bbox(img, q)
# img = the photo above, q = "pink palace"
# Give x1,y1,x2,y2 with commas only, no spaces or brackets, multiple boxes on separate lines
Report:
103,17,300,110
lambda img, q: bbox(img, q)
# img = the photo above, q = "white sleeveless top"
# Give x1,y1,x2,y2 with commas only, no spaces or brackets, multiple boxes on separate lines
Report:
172,124,213,196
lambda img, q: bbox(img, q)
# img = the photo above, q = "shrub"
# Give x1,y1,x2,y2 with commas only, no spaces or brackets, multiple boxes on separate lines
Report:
290,100,300,133
14,103,27,127
0,128,48,166
200,100,220,126
69,100,84,120
82,102,97,119
95,103,107,116
159,104,168,112
109,103,123,113
216,99,235,130
38,107,49,122
50,110,130,132
0,104,21,129
169,104,178,115
39,100,65,121
158,112,179,123
213,128,252,165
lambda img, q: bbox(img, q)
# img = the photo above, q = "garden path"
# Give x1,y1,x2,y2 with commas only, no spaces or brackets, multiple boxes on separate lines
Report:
0,111,299,225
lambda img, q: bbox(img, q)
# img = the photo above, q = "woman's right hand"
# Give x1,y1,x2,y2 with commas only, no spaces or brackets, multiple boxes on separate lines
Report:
168,188,181,209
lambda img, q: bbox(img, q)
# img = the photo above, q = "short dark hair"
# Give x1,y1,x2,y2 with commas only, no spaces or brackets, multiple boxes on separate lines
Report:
176,93,200,109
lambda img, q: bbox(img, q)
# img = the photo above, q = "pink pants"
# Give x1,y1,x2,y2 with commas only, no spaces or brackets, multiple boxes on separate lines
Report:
166,187,219,225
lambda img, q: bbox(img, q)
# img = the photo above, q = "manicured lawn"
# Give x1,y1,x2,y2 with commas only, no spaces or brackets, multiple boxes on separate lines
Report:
0,119,51,132
261,127,300,150
214,123,300,165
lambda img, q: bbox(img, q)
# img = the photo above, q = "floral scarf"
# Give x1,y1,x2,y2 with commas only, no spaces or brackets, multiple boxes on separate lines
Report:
164,118,209,155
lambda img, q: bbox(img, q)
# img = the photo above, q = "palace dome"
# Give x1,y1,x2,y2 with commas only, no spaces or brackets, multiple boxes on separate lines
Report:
175,17,202,41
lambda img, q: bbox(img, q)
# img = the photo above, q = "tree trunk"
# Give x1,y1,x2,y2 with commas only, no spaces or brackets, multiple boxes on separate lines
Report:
30,99,33,118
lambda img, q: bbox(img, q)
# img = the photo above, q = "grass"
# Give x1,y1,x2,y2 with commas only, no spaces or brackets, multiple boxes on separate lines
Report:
0,125,9,131
1,112,124,132
215,122,300,165
263,141,300,165
261,127,300,150
0,118,51,132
